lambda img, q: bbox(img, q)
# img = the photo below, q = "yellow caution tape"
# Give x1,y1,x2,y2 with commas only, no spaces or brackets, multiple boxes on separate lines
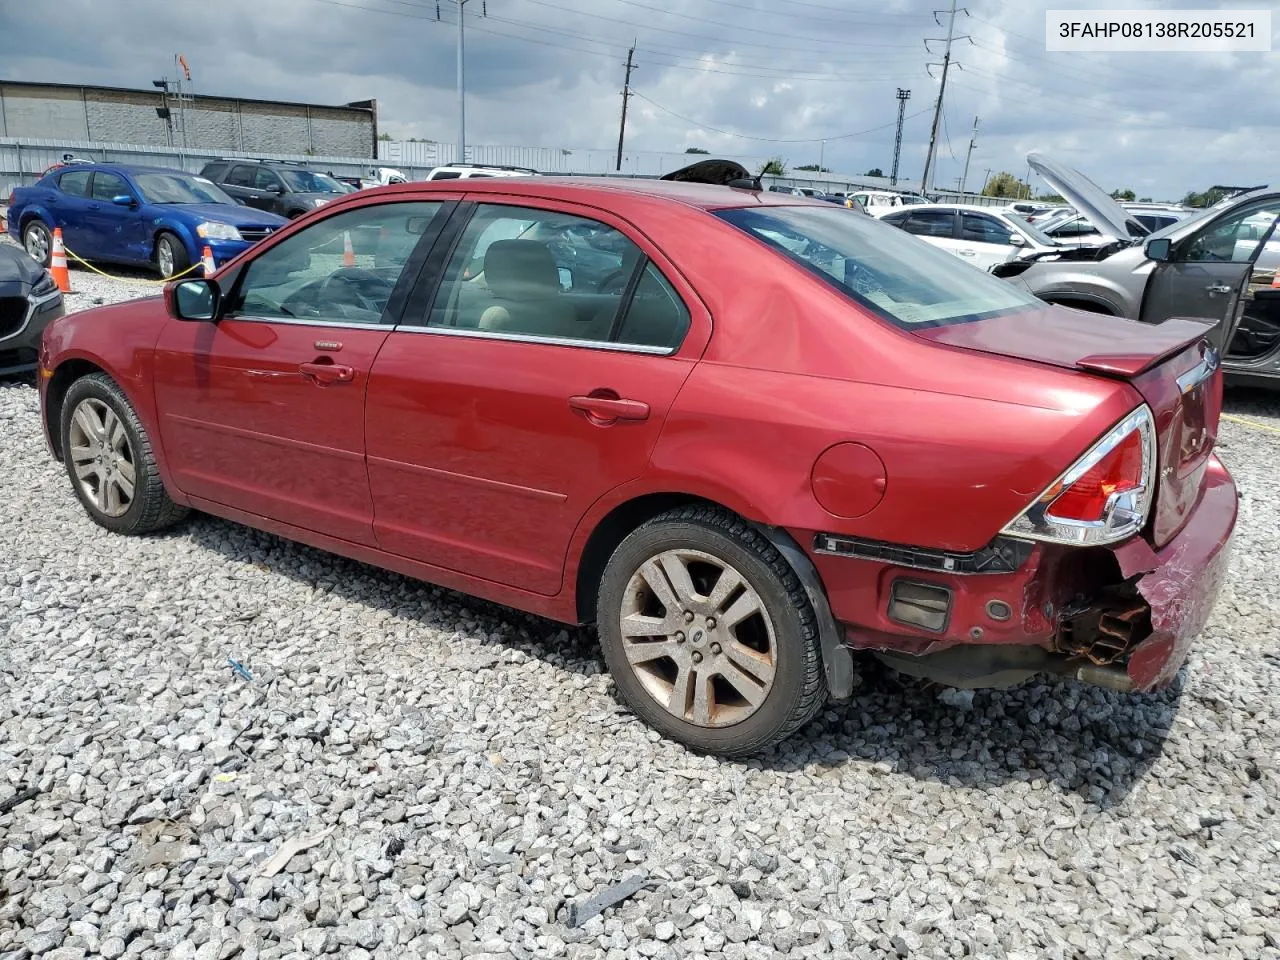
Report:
1221,413,1280,435
61,244,205,284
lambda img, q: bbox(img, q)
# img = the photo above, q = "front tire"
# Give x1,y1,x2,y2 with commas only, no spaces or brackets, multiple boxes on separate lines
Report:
154,231,190,279
23,220,52,268
596,506,827,756
60,373,188,535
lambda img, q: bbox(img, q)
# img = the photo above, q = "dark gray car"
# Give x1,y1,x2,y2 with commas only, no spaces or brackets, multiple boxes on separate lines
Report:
198,160,348,220
0,243,64,377
993,153,1280,388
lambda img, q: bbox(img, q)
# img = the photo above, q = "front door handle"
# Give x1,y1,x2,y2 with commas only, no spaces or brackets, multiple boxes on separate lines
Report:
299,361,355,384
569,394,650,423
957,249,976,256
1205,283,1233,294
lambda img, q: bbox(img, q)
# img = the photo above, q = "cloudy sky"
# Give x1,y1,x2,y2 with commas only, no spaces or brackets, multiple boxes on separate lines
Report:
1,0,1275,199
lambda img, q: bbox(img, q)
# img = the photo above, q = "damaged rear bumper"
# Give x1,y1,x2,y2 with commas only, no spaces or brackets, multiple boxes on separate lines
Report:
807,455,1237,694
1111,454,1237,691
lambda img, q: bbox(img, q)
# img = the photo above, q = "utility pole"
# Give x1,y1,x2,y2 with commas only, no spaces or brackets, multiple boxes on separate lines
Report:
819,139,825,173
890,88,910,185
616,44,637,172
959,115,978,194
456,0,469,164
921,0,968,195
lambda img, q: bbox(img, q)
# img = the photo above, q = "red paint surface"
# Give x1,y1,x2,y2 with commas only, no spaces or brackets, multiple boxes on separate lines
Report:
37,177,1238,675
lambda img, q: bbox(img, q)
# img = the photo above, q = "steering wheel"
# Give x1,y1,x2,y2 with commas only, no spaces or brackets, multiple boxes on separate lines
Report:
318,267,393,314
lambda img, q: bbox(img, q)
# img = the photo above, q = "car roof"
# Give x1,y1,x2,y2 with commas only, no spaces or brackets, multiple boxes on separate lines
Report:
361,176,841,212
880,203,1011,215
47,162,192,177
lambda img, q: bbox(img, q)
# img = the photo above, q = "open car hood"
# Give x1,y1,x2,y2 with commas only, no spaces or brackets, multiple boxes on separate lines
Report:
660,159,754,185
1027,152,1146,244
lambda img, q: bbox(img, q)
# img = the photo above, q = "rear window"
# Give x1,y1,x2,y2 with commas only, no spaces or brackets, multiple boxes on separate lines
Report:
716,205,1043,330
58,170,91,197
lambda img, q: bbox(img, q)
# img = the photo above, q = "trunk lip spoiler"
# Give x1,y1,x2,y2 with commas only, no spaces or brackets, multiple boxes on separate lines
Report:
1076,327,1215,379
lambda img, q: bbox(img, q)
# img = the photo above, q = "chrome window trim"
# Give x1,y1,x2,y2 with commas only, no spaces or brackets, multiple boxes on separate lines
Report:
1176,344,1220,395
226,313,390,330
392,323,676,356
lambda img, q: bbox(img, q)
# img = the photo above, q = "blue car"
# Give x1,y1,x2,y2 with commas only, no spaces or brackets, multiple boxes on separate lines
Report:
7,163,288,278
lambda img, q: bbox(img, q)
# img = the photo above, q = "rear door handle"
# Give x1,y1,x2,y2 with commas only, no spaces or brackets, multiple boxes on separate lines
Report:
569,394,650,423
299,361,355,384
1205,284,1233,294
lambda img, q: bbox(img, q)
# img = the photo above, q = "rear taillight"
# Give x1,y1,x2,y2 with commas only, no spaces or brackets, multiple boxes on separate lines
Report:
1002,406,1156,546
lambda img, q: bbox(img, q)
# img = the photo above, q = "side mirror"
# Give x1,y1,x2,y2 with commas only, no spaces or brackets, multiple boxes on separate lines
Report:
111,194,135,207
1008,234,1026,246
1145,238,1172,262
166,278,221,322
558,267,574,291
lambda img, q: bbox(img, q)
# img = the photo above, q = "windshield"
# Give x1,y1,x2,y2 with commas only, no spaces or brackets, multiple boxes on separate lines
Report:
1006,213,1057,247
717,205,1043,329
135,173,235,205
278,169,347,194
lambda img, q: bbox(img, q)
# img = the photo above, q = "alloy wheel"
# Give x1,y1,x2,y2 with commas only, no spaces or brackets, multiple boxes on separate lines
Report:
25,227,49,264
67,398,136,518
157,239,176,278
619,548,777,727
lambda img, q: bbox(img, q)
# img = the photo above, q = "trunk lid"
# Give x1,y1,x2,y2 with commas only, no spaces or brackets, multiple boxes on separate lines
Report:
1027,152,1149,244
916,305,1222,547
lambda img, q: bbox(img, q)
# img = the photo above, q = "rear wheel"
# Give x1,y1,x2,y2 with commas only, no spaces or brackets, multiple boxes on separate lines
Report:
596,506,827,756
23,220,52,267
154,231,190,279
60,373,188,535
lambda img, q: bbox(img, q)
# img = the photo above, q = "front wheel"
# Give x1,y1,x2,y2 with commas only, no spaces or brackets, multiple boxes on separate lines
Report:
60,373,188,535
154,231,191,279
596,506,827,756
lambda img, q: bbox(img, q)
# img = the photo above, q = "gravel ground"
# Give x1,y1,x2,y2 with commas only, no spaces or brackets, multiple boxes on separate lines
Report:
1,259,1279,960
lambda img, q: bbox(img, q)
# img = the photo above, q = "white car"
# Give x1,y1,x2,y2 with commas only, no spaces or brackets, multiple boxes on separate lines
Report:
423,163,539,181
847,191,929,217
878,203,1062,271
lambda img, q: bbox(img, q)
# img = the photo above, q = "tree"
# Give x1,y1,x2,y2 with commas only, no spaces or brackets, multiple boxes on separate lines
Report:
1182,187,1228,208
796,163,831,172
1139,196,1152,202
982,171,1024,198
377,132,392,141
684,147,710,154
759,156,787,176
1035,192,1064,202
1110,188,1136,201
865,167,884,177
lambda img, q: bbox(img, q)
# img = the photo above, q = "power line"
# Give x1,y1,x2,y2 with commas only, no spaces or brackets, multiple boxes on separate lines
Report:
632,90,932,144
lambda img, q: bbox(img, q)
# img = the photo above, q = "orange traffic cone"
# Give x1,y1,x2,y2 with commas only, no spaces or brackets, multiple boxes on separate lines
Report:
49,227,72,293
201,246,216,277
342,230,356,267
1271,268,1280,288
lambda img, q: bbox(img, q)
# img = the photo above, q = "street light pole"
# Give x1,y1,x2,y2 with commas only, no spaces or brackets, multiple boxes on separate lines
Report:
456,0,468,164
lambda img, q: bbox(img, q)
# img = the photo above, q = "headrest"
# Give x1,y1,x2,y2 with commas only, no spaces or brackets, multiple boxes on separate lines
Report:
484,240,560,300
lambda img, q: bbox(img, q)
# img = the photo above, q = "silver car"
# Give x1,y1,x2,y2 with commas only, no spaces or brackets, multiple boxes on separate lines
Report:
993,153,1280,387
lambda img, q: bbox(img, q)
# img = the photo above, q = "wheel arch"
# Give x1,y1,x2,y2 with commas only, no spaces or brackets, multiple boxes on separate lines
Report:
45,357,108,459
152,221,197,262
571,489,853,700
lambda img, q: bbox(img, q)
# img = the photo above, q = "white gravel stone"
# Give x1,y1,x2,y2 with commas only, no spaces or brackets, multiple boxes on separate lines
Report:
1,263,1278,959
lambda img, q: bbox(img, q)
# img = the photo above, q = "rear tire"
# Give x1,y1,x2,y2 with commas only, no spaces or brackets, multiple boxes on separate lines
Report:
596,505,827,756
60,373,188,535
154,231,190,279
23,220,52,268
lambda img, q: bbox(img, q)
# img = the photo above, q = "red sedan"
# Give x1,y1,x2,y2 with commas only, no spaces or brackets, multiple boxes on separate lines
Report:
37,177,1237,756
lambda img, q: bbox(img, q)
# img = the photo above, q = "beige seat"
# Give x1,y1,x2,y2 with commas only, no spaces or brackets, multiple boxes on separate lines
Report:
477,240,579,339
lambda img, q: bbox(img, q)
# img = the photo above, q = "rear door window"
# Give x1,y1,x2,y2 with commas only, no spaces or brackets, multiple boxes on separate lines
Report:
58,170,91,197
226,165,257,187
90,172,130,201
901,210,955,238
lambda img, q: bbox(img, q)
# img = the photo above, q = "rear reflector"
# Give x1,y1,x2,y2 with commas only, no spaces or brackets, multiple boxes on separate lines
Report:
888,580,951,632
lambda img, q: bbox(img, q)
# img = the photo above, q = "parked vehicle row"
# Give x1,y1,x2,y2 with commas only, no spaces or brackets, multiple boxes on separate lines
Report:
36,164,1237,755
877,203,1061,271
8,164,288,278
0,241,64,376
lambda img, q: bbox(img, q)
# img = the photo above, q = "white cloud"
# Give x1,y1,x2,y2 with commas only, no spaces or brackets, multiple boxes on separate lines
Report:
1,0,1277,197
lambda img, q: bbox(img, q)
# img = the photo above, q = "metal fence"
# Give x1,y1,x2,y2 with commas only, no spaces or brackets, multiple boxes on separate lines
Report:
1,135,1008,209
